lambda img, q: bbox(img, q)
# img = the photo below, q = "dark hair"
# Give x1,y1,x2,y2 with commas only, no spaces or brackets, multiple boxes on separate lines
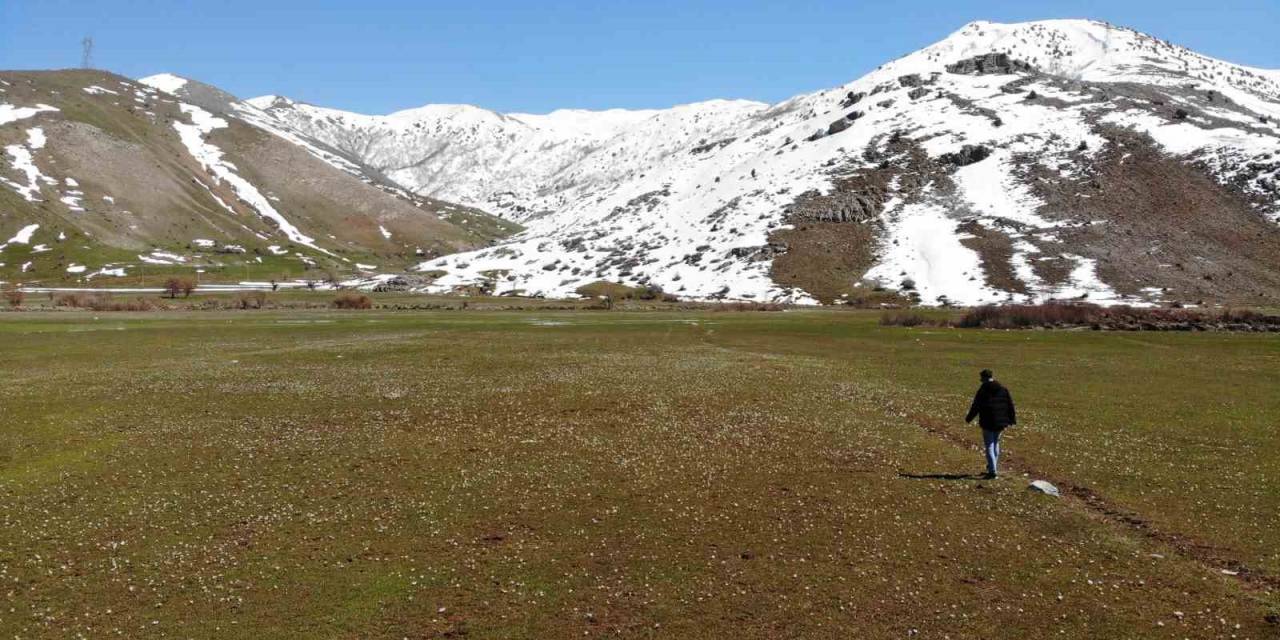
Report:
980,369,994,380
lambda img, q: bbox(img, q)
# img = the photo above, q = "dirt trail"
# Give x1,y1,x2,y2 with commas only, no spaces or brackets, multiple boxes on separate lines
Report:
907,412,1280,597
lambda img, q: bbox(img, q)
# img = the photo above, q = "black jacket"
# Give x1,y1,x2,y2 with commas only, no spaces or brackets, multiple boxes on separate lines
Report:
966,380,1016,430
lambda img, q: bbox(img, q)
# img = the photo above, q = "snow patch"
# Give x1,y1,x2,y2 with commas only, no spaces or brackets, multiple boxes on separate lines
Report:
26,127,47,150
0,103,58,126
867,201,1004,306
2,224,39,247
138,74,189,95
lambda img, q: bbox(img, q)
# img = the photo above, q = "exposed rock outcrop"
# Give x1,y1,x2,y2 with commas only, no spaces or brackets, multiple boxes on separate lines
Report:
946,53,1037,75
940,144,993,166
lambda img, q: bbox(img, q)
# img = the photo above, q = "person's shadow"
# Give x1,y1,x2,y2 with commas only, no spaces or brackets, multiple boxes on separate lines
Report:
898,472,984,480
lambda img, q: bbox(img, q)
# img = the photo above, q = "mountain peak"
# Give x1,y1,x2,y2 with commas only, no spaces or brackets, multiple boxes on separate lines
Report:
863,18,1280,104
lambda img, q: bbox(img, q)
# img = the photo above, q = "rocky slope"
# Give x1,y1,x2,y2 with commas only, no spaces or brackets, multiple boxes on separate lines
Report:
246,19,1280,305
0,70,518,285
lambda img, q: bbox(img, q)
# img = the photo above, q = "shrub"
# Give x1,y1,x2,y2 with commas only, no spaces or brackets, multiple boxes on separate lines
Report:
3,287,24,308
333,292,372,309
236,291,268,310
958,303,1101,329
626,284,679,302
879,310,932,327
52,293,161,311
54,292,94,308
89,296,162,312
711,301,786,312
953,304,1280,331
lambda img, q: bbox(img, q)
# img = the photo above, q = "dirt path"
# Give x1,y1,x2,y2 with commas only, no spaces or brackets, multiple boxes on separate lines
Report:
907,411,1280,602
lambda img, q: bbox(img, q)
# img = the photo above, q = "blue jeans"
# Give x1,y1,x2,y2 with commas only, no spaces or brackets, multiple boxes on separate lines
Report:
982,429,1002,476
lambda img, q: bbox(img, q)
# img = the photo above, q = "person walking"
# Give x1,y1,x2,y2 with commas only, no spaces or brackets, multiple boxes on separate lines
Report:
965,369,1016,479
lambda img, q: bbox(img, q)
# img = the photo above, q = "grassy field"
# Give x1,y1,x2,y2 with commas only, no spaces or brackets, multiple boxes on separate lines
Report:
1,308,1277,638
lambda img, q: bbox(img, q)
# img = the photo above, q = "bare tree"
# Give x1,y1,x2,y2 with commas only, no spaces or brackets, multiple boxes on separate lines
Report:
3,286,24,308
164,277,196,299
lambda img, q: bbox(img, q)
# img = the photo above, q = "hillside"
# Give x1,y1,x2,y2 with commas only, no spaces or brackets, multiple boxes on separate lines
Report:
249,19,1280,305
0,70,518,286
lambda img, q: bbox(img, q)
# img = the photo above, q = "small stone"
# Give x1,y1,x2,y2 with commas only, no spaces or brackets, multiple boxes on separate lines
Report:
1028,480,1060,497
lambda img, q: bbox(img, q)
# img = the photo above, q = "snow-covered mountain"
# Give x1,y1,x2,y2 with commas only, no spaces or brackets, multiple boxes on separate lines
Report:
7,19,1279,303
240,19,1280,306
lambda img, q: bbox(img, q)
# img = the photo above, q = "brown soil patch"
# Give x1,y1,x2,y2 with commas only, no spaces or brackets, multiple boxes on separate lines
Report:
1027,126,1280,305
957,220,1026,294
768,221,878,303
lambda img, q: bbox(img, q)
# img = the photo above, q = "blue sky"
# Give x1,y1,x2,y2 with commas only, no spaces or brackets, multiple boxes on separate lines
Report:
2,0,1277,114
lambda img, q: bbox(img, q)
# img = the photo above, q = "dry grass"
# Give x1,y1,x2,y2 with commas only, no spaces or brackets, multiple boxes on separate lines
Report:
52,292,163,311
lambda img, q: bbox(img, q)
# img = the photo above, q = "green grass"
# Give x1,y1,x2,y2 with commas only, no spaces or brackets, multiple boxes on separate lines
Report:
0,239,419,286
0,309,1276,638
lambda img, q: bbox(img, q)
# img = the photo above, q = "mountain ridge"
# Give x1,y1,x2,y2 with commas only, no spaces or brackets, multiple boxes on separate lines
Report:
6,19,1279,303
0,69,518,286
223,18,1278,305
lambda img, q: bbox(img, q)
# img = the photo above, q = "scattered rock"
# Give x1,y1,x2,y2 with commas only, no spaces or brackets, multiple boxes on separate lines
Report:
840,91,865,108
728,243,786,262
372,275,436,292
825,111,864,136
898,74,925,88
690,137,736,155
939,144,992,167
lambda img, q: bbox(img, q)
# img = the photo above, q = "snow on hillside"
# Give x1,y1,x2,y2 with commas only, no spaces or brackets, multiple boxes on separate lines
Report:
125,20,1280,304
230,18,1279,304
169,103,333,255
246,94,769,217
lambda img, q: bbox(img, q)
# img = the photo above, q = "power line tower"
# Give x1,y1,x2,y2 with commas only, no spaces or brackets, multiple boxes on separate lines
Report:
81,36,93,69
